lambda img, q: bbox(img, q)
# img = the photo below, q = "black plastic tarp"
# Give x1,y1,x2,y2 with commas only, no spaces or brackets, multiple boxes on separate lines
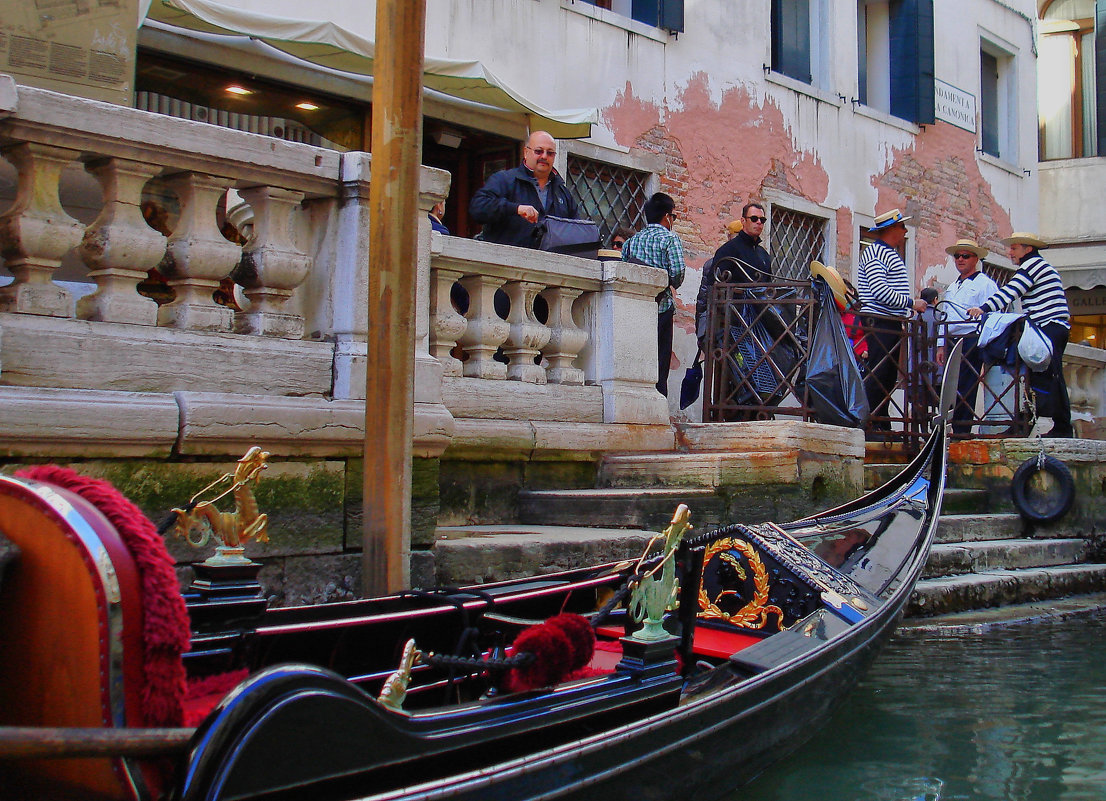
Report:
803,277,869,427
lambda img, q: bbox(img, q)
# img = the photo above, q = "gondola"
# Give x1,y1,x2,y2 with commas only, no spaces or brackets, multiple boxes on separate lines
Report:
0,348,962,801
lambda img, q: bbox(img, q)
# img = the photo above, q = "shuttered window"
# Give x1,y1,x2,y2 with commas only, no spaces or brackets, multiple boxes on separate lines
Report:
888,0,936,124
772,0,813,83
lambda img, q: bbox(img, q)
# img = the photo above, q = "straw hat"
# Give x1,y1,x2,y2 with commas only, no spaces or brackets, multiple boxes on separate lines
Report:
810,261,851,311
944,238,988,259
869,208,911,232
1000,232,1047,249
725,219,743,235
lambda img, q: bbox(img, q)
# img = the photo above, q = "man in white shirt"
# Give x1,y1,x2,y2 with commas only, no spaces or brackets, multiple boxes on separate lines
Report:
936,238,999,435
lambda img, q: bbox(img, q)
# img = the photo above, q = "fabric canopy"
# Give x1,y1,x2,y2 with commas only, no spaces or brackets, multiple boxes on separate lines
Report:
139,0,597,138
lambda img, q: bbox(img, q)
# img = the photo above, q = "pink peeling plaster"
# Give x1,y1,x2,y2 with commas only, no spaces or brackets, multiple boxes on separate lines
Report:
872,123,1013,287
605,75,830,340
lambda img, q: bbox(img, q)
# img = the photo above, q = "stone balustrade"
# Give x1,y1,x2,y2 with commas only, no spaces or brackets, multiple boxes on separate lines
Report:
1064,343,1106,435
0,75,675,468
430,236,670,426
0,80,334,338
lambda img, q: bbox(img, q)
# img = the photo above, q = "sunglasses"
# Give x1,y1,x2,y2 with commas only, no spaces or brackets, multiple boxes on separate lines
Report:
612,240,625,248
953,253,976,260
745,215,767,224
527,147,556,156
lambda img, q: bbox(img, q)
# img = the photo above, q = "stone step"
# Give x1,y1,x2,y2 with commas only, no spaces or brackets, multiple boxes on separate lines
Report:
936,513,1024,543
517,488,725,530
924,538,1087,578
599,450,804,488
900,592,1106,632
433,524,655,585
939,487,993,515
907,563,1106,618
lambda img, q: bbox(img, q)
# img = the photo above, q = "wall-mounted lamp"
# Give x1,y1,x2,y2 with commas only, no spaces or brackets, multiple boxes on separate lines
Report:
433,129,464,149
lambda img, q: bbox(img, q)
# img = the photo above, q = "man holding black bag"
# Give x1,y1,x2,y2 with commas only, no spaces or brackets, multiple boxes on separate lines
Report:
469,131,580,248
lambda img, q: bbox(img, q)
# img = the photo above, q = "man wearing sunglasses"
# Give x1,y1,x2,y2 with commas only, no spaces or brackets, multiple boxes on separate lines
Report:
936,238,998,435
469,130,580,247
706,202,773,286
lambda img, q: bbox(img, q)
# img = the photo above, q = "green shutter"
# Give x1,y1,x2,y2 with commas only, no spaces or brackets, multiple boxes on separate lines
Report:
1097,0,1106,155
889,0,936,124
772,0,812,83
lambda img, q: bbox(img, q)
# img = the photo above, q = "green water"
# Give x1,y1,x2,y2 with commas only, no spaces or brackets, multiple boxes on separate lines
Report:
737,611,1106,801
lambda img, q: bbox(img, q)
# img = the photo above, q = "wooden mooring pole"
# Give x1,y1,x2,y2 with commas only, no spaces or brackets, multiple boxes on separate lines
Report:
363,0,426,595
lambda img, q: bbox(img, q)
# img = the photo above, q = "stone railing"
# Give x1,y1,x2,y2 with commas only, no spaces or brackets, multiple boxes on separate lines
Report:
0,75,673,463
0,80,337,339
1064,343,1106,435
430,236,669,428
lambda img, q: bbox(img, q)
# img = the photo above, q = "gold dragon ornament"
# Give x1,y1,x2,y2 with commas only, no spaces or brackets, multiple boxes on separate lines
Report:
173,446,271,566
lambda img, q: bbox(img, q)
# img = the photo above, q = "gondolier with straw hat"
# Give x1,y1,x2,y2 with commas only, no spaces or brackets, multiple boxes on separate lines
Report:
857,208,929,436
937,238,998,435
967,232,1073,437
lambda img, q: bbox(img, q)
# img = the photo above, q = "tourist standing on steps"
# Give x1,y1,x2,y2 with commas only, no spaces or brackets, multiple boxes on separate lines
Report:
621,192,686,397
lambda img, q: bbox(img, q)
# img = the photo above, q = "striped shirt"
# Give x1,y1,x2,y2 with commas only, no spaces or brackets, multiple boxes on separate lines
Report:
621,223,686,313
857,241,913,318
980,254,1069,328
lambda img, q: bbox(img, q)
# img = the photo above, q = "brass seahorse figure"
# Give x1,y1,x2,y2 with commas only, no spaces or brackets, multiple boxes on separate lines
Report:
173,447,270,563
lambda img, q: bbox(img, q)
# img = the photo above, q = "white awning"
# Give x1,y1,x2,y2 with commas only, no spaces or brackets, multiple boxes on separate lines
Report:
139,0,597,139
1060,267,1106,291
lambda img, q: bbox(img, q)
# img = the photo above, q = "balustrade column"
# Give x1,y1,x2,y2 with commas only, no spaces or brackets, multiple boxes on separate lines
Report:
457,274,509,380
540,286,587,385
157,173,241,331
235,186,310,338
430,268,467,377
503,280,551,383
0,143,84,317
77,158,167,325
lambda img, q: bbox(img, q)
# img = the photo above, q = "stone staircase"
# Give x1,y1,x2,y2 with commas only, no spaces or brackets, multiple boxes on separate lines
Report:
903,481,1106,618
431,438,1106,620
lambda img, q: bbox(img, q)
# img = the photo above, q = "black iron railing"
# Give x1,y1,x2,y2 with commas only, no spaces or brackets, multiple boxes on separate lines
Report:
702,282,1034,454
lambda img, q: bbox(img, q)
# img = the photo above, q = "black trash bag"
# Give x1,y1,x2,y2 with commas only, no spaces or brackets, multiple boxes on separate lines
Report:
802,277,869,427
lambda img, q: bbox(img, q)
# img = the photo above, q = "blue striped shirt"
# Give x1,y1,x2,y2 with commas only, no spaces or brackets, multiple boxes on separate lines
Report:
980,254,1069,328
621,223,686,313
858,241,913,317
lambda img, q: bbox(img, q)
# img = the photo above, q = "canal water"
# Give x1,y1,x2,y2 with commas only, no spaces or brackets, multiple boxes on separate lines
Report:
737,611,1106,801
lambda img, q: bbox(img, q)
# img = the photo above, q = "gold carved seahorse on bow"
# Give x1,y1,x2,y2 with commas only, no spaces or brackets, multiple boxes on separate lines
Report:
173,447,270,557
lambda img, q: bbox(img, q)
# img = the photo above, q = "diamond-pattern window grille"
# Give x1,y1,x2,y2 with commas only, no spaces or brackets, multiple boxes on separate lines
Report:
982,261,1015,287
770,207,828,280
566,155,650,245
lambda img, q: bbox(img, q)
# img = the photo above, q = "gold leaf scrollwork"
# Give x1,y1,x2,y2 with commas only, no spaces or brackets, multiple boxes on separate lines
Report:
697,537,783,629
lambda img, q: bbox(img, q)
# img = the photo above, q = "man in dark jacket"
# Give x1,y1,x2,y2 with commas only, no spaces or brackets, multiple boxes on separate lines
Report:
695,203,773,344
469,131,579,247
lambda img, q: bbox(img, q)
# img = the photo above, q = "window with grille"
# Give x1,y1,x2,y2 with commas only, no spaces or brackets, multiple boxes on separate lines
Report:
566,155,650,245
770,206,828,280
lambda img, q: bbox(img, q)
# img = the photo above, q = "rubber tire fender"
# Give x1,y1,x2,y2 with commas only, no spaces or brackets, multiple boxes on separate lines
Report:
1010,454,1075,524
